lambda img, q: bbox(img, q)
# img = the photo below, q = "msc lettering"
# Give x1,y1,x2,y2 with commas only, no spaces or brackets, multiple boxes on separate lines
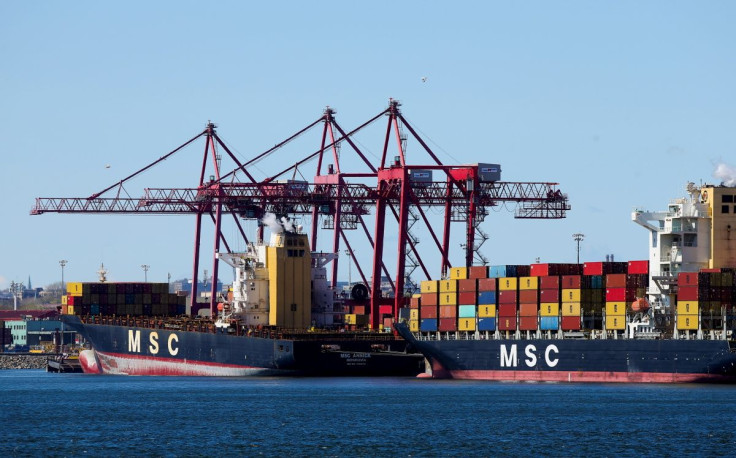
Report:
128,329,179,356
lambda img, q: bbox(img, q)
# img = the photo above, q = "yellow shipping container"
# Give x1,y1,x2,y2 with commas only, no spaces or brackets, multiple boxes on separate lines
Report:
676,301,699,316
498,277,518,291
412,293,422,299
66,305,75,315
439,292,458,305
607,315,626,330
66,282,83,296
518,276,538,290
409,320,420,332
677,314,698,330
450,267,468,280
61,295,68,305
561,289,581,302
540,302,559,317
345,313,357,325
421,280,439,294
561,302,581,317
410,309,419,321
478,304,496,318
458,318,476,331
439,279,458,293
605,302,626,316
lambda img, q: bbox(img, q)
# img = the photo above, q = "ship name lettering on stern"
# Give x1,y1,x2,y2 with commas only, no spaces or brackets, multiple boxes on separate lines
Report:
500,344,559,368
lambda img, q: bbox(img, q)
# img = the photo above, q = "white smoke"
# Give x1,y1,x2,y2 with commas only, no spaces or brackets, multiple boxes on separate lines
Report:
261,212,283,234
280,217,295,232
714,162,736,187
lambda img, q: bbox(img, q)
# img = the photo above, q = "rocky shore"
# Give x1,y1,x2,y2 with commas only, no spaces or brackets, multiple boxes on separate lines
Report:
0,354,48,370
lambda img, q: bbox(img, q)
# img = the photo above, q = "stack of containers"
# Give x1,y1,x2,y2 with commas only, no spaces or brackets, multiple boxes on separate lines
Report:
699,269,722,329
497,276,518,331
605,273,627,331
420,280,439,332
477,277,497,331
457,277,478,332
539,274,560,331
723,269,736,331
676,272,700,331
580,272,604,329
409,294,420,332
518,276,539,331
439,279,458,332
63,282,180,316
560,275,582,330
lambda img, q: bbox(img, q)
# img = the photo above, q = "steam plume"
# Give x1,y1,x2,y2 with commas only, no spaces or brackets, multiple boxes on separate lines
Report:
261,212,283,234
714,162,736,187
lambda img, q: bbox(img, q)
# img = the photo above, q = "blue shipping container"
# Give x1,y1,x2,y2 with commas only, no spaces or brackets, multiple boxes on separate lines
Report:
478,318,496,331
420,318,438,332
540,316,559,331
489,266,507,278
458,305,476,318
477,291,496,304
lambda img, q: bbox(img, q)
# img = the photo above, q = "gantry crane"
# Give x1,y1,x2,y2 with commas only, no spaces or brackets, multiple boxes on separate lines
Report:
32,100,570,329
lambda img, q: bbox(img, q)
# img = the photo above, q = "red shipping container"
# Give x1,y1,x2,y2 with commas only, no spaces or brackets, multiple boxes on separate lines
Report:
498,316,517,331
539,276,560,290
421,294,439,306
627,260,649,275
353,305,366,315
468,266,489,279
519,303,538,316
540,289,559,303
477,278,497,291
678,272,699,286
439,305,458,318
530,263,550,277
458,292,476,305
438,318,457,331
518,290,538,303
605,288,626,302
458,278,478,292
67,295,80,306
561,316,581,330
677,286,699,301
584,262,603,276
561,275,581,289
606,274,627,288
410,297,420,308
498,303,517,317
379,305,393,316
498,290,517,304
519,316,538,330
420,305,438,319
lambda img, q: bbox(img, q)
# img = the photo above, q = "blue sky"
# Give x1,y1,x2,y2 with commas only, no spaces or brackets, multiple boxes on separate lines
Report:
2,1,735,290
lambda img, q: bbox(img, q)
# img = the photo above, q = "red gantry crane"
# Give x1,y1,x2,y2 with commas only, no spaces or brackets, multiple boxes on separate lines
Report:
32,99,570,329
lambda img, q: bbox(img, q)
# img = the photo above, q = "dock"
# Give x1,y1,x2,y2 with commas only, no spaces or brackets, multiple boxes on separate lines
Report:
46,355,83,373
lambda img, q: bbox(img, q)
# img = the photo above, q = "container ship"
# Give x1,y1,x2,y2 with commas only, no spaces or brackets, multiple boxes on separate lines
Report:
62,230,424,376
395,182,736,383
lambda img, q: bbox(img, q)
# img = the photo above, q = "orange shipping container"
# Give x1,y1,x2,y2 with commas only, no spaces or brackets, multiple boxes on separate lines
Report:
458,278,478,292
519,303,538,316
477,278,497,291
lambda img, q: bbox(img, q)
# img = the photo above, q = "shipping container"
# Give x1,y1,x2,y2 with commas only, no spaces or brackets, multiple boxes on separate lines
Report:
627,260,649,275
677,272,699,286
518,276,538,290
477,278,497,291
478,317,496,331
583,262,627,276
409,320,420,332
519,303,538,316
498,290,517,304
478,304,496,318
458,318,476,331
450,267,468,280
519,316,538,331
540,302,559,317
605,302,626,316
539,275,560,290
561,275,582,289
421,280,439,294
606,315,626,330
439,292,457,306
561,302,581,316
420,318,438,332
421,294,439,306
498,277,518,291
438,318,457,332
676,301,699,315
498,316,517,331
439,279,458,293
539,289,559,303
561,316,581,330
378,305,393,316
561,289,581,302
676,314,698,330
498,303,517,317
420,305,438,319
458,278,478,292
677,286,699,301
458,292,476,305
458,305,476,318
439,305,458,318
477,291,496,304
468,266,489,279
605,288,626,302
518,290,538,303
540,316,559,331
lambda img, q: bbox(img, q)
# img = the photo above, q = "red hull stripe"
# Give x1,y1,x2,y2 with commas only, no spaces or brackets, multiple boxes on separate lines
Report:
101,351,260,369
441,369,736,383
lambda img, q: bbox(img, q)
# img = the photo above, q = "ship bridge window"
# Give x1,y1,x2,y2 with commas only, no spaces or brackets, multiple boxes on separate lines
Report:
684,234,697,247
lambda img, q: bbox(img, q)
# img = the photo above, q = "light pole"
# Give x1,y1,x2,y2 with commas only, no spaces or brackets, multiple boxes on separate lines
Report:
141,265,150,282
344,249,353,287
59,260,68,293
572,233,585,264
